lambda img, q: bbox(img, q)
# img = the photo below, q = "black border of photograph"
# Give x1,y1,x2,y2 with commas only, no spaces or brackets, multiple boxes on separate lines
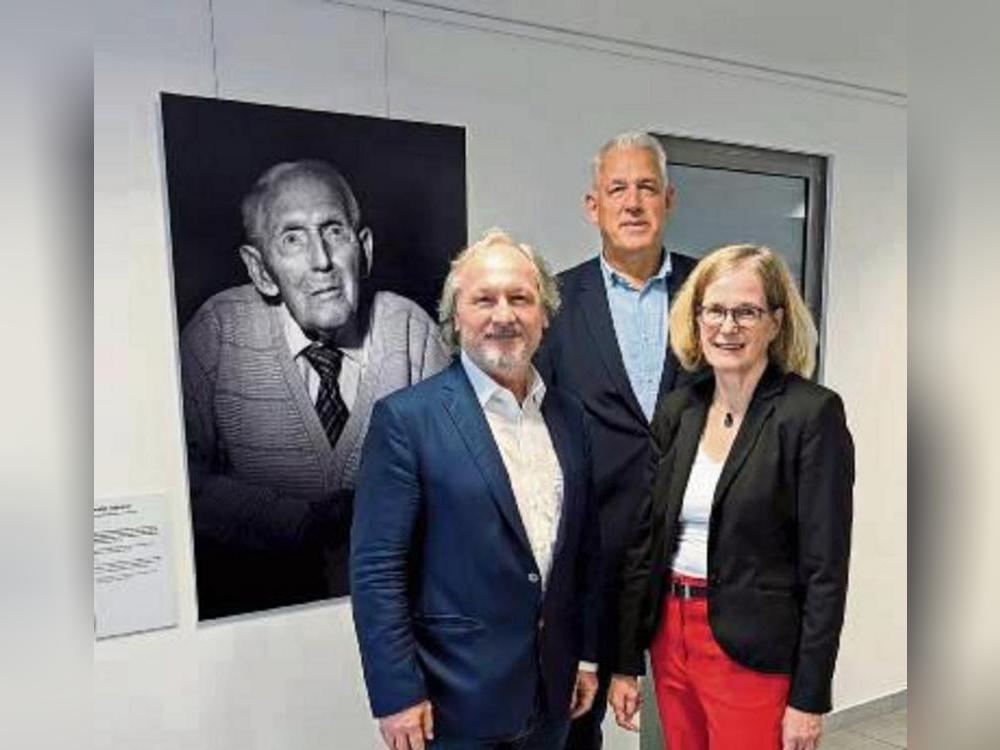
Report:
161,93,466,619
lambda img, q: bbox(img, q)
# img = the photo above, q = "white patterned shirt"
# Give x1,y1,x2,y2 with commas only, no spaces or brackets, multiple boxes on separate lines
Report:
460,352,597,674
460,352,564,589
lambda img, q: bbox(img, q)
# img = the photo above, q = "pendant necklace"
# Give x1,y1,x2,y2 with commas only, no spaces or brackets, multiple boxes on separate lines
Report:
714,396,738,428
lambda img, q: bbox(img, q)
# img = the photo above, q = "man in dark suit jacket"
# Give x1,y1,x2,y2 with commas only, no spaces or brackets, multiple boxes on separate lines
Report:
535,132,697,748
352,230,602,749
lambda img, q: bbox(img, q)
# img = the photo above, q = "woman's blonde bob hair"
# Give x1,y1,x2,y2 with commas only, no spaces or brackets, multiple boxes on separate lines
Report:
669,244,818,378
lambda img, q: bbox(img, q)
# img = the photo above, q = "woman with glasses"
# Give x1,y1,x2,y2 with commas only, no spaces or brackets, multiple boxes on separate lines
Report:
608,244,854,750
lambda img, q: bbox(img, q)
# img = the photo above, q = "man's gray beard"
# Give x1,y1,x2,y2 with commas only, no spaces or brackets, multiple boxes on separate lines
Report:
466,345,530,378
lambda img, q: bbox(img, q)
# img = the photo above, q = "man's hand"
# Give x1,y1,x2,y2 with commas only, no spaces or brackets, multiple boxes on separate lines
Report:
782,706,823,750
569,669,599,719
607,674,641,731
378,700,434,750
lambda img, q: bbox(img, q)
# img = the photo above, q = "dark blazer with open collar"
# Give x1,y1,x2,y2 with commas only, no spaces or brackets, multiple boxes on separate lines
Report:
615,363,855,713
534,252,698,658
350,359,601,740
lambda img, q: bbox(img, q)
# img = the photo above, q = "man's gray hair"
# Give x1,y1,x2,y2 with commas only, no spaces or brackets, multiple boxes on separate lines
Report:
241,159,361,248
438,228,561,349
590,131,669,187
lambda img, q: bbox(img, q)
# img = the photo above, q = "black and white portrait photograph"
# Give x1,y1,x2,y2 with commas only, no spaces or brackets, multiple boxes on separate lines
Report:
160,94,466,620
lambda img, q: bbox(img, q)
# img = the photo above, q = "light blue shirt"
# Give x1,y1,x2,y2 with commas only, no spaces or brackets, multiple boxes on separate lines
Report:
600,250,671,422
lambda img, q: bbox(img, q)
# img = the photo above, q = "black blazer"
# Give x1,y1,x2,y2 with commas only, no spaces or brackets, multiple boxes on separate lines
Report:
615,364,854,713
534,252,697,657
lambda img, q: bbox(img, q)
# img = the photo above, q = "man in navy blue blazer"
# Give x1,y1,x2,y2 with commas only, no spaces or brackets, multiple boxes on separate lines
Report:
352,229,602,749
534,133,697,749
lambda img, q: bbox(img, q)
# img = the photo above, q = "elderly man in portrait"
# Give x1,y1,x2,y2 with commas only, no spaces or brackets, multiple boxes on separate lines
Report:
351,229,601,749
180,159,449,618
535,132,698,748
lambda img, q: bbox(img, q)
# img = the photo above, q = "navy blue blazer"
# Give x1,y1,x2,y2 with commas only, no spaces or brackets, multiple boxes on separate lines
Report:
351,360,601,740
534,252,697,660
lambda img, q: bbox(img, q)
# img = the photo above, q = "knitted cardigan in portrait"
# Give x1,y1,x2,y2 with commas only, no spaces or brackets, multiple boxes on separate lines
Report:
180,284,450,550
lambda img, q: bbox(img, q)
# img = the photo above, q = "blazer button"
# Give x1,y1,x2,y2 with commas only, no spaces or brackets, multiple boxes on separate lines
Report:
538,618,545,631
528,572,540,584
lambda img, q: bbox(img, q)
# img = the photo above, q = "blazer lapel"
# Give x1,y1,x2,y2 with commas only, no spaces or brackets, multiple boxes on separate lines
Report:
441,362,533,556
655,350,681,413
541,394,575,562
713,365,786,507
663,396,709,526
578,261,646,424
654,252,698,412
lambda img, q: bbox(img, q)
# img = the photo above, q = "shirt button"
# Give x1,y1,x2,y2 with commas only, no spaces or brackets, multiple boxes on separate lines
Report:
528,572,540,584
538,618,545,630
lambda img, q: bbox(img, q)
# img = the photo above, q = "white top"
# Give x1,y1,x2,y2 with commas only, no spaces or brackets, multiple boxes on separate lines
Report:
281,303,367,411
460,352,564,590
672,445,724,579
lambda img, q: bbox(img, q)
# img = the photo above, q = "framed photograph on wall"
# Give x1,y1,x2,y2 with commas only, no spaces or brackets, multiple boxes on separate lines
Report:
160,93,466,620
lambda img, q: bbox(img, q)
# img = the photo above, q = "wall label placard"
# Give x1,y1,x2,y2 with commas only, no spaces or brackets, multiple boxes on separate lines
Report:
94,493,177,639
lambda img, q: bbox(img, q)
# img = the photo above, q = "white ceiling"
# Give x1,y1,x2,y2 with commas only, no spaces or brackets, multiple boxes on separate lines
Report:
392,0,907,96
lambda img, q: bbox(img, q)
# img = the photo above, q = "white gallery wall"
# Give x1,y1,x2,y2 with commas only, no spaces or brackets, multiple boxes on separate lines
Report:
94,2,906,748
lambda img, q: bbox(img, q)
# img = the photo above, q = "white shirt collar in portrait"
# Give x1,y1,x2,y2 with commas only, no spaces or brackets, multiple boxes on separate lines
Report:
279,302,366,411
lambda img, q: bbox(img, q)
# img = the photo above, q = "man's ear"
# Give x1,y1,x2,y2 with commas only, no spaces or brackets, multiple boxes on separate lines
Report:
358,227,374,275
239,245,280,297
663,183,678,216
583,192,599,226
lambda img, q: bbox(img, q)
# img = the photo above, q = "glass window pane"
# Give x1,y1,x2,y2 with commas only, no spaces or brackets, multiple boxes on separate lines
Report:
665,165,808,290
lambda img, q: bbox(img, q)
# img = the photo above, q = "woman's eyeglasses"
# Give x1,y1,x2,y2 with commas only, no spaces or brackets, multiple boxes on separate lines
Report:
696,304,777,328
